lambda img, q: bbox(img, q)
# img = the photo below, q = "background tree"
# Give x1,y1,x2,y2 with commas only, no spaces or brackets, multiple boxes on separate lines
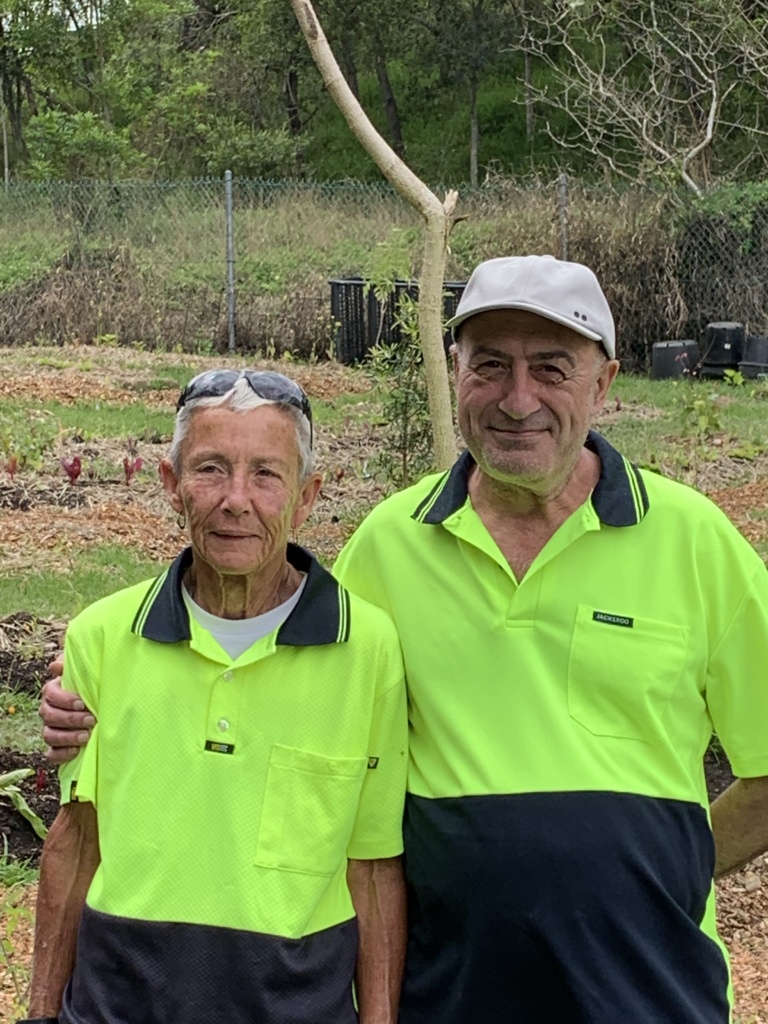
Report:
408,0,517,185
3,0,768,185
522,0,768,194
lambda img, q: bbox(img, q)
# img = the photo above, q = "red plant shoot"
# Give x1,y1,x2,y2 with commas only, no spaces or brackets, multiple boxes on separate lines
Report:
5,454,18,482
123,455,144,486
35,767,47,793
61,455,82,485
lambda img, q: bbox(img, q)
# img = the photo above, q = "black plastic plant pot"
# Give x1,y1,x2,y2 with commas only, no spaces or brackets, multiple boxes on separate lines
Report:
699,321,745,367
650,340,700,379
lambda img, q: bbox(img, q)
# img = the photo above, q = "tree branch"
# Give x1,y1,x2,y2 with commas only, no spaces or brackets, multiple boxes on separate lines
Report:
288,0,457,469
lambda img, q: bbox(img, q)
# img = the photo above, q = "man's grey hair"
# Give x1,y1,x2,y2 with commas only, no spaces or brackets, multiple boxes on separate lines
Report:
170,377,314,480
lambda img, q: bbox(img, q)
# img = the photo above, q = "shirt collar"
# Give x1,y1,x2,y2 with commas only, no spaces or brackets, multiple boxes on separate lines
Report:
411,430,649,528
131,543,350,646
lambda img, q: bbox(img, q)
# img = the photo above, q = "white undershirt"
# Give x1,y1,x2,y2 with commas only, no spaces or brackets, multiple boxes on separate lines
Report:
182,576,307,660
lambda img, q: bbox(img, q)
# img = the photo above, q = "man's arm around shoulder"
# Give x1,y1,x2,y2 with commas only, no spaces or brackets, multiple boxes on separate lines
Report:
347,856,406,1024
28,801,100,1019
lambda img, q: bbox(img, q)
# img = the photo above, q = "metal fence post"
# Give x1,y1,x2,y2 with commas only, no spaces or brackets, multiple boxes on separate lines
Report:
2,104,9,191
558,173,568,261
225,170,236,353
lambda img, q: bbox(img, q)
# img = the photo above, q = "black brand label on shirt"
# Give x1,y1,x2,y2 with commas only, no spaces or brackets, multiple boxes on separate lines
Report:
368,757,380,769
205,741,235,754
592,610,633,628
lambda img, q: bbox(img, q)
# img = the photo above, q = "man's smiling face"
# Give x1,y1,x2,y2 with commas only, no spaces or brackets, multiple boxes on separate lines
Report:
454,308,619,497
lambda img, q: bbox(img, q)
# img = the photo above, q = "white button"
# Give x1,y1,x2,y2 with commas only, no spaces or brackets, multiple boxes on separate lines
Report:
217,718,230,731
222,670,234,681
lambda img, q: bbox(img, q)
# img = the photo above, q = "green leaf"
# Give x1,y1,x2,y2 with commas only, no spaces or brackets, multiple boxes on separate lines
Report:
0,768,49,840
0,768,34,788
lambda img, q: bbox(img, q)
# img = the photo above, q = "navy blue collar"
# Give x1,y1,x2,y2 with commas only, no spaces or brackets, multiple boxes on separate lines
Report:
131,543,350,646
412,430,649,527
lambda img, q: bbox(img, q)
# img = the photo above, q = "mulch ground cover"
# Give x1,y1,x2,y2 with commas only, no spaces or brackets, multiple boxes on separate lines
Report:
1,349,767,1021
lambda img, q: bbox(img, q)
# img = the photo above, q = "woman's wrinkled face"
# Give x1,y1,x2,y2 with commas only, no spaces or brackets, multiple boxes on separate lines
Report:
160,404,316,578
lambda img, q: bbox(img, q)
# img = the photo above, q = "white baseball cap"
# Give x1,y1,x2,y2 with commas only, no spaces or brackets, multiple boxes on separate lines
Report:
447,254,616,358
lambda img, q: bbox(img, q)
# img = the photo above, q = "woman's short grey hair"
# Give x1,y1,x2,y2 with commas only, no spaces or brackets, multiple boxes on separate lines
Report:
170,377,314,480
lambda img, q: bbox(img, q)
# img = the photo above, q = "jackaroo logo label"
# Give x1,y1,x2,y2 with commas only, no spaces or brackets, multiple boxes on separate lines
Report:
592,610,634,628
205,740,235,754
368,757,380,769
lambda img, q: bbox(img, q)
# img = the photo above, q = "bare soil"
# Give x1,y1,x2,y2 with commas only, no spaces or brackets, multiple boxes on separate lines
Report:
0,747,60,863
1,350,767,1021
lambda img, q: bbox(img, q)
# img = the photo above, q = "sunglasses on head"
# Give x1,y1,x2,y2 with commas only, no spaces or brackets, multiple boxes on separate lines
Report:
177,369,313,446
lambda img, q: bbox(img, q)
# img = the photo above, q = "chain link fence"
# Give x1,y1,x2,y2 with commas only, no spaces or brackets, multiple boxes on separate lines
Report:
1,175,766,371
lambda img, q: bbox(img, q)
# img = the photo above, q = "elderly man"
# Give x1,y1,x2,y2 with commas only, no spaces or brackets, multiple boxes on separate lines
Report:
26,369,407,1024
42,258,768,1023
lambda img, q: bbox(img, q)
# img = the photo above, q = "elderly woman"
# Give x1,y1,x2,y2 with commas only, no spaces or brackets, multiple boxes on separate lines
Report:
26,369,408,1024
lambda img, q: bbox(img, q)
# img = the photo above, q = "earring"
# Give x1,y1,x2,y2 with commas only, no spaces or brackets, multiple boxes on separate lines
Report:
176,512,187,531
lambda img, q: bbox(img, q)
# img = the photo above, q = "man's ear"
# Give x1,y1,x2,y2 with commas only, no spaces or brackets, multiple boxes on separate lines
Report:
593,358,620,413
292,472,323,530
450,342,461,382
159,458,184,515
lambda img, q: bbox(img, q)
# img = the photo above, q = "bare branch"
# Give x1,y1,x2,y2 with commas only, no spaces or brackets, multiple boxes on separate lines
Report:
517,0,768,191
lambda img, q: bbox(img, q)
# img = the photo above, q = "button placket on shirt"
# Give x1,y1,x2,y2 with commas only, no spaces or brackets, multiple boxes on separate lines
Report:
207,666,242,745
200,635,279,749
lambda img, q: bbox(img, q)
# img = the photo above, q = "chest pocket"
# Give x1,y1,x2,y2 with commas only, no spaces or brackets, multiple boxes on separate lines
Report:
567,605,689,745
256,744,368,876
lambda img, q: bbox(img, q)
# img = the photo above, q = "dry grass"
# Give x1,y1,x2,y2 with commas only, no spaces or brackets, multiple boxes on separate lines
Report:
2,183,767,371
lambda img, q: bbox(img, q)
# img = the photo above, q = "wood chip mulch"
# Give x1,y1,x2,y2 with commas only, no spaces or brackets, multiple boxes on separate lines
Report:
707,479,768,549
718,853,768,1023
0,502,179,569
0,354,372,407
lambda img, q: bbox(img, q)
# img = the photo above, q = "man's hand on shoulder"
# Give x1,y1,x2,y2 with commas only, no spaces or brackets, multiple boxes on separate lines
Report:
40,657,95,764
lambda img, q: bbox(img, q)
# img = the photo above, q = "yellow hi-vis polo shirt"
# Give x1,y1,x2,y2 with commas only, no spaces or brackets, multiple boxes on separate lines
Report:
334,431,768,1024
58,544,407,1024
